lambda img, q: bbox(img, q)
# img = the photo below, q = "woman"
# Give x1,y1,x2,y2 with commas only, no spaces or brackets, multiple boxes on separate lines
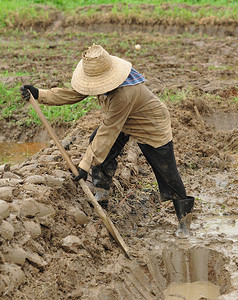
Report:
21,44,194,238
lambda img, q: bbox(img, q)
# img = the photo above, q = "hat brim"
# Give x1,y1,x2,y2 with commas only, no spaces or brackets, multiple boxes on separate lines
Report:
71,55,132,95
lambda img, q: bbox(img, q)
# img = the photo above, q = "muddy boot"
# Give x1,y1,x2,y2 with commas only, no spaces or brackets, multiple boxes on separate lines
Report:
95,188,110,209
173,196,194,238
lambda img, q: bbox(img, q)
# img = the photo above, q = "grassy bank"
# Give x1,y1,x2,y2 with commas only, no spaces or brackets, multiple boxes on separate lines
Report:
1,0,237,31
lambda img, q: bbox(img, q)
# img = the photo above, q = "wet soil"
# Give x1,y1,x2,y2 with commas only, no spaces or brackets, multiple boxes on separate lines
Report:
0,7,238,300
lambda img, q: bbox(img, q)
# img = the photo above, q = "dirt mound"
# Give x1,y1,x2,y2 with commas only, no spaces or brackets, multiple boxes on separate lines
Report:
0,94,237,298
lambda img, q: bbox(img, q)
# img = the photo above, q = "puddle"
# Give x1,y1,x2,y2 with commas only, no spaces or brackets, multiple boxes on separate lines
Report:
0,142,47,165
80,240,234,298
164,281,220,300
196,215,238,241
203,112,238,131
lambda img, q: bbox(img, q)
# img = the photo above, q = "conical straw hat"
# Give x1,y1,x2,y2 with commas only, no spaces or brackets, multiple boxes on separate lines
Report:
71,44,132,95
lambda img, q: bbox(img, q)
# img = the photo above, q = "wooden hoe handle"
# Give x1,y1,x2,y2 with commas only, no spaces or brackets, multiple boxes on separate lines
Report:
29,94,130,258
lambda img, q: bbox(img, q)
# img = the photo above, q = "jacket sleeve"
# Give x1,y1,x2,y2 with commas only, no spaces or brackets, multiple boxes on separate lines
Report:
38,88,87,106
79,89,133,172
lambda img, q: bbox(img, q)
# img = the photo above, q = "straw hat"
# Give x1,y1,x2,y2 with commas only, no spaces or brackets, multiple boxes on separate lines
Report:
71,44,132,95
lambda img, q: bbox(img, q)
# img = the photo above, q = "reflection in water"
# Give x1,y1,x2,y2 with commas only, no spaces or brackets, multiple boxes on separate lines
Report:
0,142,47,165
164,281,220,300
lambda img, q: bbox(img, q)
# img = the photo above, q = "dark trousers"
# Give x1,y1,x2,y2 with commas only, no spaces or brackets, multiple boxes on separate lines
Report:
90,128,187,200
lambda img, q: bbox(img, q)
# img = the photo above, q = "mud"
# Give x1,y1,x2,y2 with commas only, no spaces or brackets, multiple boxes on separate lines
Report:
0,5,238,299
203,112,238,131
196,215,238,241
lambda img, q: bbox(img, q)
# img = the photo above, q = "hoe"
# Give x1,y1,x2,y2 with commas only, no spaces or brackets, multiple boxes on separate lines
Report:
29,93,130,258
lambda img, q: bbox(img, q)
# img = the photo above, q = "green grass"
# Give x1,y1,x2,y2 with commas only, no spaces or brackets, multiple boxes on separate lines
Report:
1,70,32,77
0,82,99,126
158,88,192,103
232,96,238,103
0,82,25,120
158,87,238,106
0,2,51,30
26,95,99,125
7,0,238,9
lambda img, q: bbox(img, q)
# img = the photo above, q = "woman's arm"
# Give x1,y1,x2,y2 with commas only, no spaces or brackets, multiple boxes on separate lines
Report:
38,87,87,106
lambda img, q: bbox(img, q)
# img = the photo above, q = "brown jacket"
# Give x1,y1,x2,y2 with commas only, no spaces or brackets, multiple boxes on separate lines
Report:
39,83,172,172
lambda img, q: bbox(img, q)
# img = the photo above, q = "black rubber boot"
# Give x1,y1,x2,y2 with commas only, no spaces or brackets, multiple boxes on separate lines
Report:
95,188,110,209
173,196,194,238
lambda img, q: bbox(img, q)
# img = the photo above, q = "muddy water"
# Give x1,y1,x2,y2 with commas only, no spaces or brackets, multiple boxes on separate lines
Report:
196,215,238,241
164,281,220,300
203,112,238,131
0,142,47,165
